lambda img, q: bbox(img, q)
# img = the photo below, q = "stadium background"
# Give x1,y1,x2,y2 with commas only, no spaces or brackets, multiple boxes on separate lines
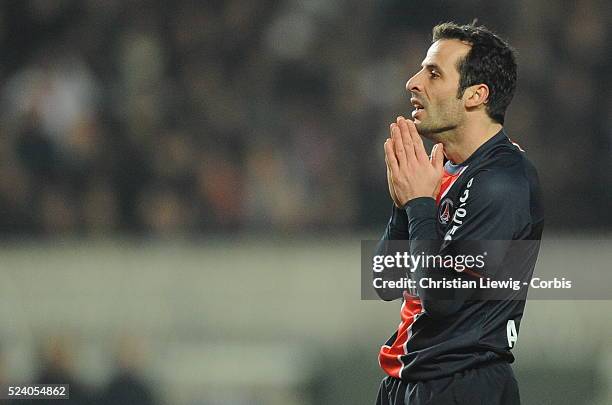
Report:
0,0,610,404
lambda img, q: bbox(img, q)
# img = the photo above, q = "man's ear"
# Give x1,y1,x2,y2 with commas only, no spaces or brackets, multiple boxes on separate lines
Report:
463,84,490,108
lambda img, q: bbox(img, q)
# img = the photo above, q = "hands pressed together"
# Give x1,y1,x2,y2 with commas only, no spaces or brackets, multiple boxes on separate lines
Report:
384,117,445,207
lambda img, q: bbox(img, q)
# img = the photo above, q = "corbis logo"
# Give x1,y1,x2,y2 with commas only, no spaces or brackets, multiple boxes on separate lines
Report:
438,198,453,225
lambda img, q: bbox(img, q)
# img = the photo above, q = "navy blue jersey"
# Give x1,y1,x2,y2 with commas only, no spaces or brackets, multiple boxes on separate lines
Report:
376,129,544,381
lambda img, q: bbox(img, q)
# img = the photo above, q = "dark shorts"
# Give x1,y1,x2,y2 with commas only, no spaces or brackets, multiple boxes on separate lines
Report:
375,361,520,405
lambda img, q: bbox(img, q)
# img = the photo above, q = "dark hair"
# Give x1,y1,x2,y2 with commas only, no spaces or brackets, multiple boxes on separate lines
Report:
432,22,517,124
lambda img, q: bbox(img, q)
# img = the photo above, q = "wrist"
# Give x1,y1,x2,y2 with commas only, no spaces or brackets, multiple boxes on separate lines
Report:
390,204,408,228
403,197,436,218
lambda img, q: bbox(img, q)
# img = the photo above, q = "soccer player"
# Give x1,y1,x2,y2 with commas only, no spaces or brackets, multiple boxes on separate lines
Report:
374,23,544,404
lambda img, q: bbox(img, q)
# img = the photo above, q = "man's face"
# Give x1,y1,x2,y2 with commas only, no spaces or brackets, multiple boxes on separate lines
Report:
406,39,471,138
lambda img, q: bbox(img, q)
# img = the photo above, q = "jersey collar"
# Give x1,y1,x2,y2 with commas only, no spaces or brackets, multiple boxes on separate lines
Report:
444,128,508,173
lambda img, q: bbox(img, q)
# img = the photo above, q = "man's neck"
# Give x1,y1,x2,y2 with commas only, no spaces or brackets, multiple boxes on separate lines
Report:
441,121,503,164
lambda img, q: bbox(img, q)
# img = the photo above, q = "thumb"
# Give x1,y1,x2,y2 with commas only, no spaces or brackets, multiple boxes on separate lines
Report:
431,143,444,171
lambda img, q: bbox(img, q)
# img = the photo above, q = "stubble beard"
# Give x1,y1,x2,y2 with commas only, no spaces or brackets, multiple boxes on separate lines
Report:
415,102,463,143
415,117,458,143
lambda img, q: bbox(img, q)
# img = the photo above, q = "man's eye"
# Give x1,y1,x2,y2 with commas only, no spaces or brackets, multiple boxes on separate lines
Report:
430,71,440,79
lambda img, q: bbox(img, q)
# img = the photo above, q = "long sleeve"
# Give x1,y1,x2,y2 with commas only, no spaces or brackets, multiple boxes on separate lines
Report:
373,205,410,301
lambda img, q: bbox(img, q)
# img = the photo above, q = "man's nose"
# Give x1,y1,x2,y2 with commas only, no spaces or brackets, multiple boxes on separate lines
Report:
406,73,422,94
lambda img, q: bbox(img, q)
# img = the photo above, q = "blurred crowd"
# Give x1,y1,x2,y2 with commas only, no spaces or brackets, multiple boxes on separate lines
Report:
0,0,610,237
0,336,157,405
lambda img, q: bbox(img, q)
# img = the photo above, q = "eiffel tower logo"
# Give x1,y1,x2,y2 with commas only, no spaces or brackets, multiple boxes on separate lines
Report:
439,199,452,224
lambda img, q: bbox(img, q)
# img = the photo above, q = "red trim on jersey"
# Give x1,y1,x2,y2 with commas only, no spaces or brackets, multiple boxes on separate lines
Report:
436,167,466,205
378,295,422,378
509,138,525,152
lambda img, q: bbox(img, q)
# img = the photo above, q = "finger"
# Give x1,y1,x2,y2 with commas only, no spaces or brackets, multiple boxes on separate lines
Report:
385,152,396,185
431,143,444,171
397,117,416,164
405,118,429,162
384,139,392,169
384,137,400,174
385,140,400,178
385,149,391,170
406,118,428,162
390,123,408,168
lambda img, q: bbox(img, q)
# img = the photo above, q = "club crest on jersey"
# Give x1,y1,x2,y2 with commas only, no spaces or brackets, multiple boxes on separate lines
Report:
439,198,454,225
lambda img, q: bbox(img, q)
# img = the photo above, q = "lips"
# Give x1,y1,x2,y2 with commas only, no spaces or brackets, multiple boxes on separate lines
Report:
411,98,425,110
411,98,425,120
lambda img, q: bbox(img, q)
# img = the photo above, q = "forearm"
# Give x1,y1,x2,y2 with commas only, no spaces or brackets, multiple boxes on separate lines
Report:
373,205,410,301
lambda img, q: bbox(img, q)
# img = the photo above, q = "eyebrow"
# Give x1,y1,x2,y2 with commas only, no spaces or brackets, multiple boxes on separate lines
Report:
422,63,444,74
